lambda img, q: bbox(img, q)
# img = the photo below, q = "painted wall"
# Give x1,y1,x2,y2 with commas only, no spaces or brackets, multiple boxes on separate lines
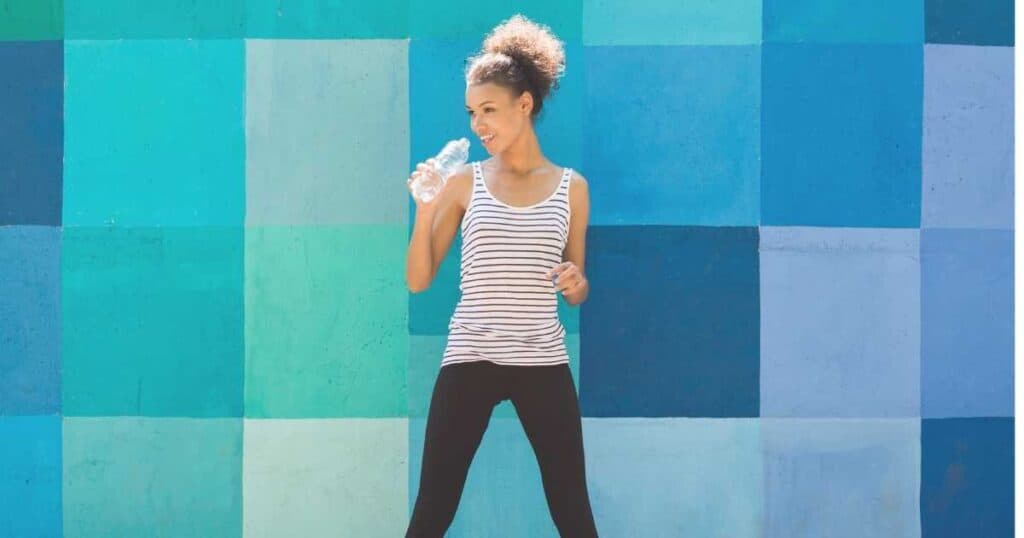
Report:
0,1,1013,536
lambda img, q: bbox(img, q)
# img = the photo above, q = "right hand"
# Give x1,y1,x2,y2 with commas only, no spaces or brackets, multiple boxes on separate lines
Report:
407,158,442,209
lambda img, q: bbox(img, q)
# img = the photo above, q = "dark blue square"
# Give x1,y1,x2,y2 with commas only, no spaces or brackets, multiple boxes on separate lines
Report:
580,225,760,417
0,41,63,225
921,417,1014,537
926,0,1014,46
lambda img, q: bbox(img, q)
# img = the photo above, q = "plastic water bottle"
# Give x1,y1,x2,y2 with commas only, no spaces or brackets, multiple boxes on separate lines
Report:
412,138,471,203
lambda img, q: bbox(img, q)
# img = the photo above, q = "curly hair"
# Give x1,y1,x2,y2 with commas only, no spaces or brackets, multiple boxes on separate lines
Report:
465,14,567,121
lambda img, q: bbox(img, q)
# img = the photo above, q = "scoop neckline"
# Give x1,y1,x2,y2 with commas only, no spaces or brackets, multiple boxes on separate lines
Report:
477,162,566,211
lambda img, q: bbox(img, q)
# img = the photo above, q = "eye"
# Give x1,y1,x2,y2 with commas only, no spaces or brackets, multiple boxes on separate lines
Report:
484,107,495,113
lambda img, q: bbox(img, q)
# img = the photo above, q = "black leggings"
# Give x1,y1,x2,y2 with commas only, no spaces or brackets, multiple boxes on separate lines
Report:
406,360,599,537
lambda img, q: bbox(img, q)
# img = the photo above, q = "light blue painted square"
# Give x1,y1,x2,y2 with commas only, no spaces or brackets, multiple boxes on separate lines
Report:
0,416,62,538
583,0,761,45
63,417,242,538
584,46,760,226
584,418,761,537
762,43,922,227
64,40,244,226
0,226,61,415
922,44,1014,229
762,418,921,538
764,0,923,43
921,229,1013,418
409,417,570,537
408,335,580,418
409,39,583,180
244,418,408,537
246,39,410,225
760,227,920,417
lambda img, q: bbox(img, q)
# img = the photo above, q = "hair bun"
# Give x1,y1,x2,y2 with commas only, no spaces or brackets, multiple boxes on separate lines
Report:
481,14,566,96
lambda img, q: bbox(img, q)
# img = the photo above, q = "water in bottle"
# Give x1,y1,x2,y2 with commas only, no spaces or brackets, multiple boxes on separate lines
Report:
412,138,471,203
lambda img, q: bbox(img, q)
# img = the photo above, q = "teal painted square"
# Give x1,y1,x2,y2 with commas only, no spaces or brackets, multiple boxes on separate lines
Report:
245,226,407,418
585,418,761,537
408,334,580,418
64,0,245,38
246,0,408,38
63,417,242,538
584,46,761,226
244,419,408,537
0,416,62,537
409,2,581,40
0,0,63,40
764,0,923,43
583,0,761,45
246,39,409,226
62,227,243,417
409,417,564,536
64,40,244,226
409,39,583,178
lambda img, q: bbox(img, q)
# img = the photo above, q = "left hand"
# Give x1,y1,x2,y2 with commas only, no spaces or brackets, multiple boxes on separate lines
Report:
546,262,587,296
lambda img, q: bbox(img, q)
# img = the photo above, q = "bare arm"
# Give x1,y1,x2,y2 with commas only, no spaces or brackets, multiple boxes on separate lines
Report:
561,172,590,306
406,164,471,293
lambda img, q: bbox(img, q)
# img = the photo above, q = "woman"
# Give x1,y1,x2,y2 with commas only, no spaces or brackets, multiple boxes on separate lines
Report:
404,14,599,538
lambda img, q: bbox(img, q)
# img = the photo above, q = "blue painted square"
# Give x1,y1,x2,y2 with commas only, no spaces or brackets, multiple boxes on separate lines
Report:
584,46,760,226
921,229,1013,418
409,39,583,176
0,41,63,225
922,45,1014,229
921,417,1014,537
0,416,62,537
925,0,1014,46
760,227,920,418
763,419,920,537
0,227,61,415
63,40,245,226
762,43,922,227
580,226,760,417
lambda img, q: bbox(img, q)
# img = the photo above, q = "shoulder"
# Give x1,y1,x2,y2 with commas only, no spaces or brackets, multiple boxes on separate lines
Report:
442,162,476,211
567,169,589,200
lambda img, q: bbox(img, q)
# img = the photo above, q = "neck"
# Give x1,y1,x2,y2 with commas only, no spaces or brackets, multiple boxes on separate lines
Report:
492,126,548,176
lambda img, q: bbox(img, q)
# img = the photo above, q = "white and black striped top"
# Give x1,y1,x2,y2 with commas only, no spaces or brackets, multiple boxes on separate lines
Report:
441,161,573,368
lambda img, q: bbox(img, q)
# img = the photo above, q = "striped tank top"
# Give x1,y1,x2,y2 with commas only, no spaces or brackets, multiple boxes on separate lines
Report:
440,161,573,368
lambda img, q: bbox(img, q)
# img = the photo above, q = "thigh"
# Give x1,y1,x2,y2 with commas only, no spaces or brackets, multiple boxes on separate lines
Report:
508,364,584,452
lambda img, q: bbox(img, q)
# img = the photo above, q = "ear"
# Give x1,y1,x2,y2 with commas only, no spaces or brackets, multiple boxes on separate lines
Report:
518,91,533,115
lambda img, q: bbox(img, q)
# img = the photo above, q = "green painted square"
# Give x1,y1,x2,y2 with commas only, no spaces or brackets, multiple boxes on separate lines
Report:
63,417,242,538
0,0,63,40
62,227,244,417
246,0,408,38
243,418,408,536
245,226,407,418
583,0,762,45
408,334,580,419
64,0,244,38
408,1,582,40
245,39,409,225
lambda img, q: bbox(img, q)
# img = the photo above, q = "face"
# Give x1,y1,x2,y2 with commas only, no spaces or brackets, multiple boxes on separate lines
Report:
465,82,533,154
